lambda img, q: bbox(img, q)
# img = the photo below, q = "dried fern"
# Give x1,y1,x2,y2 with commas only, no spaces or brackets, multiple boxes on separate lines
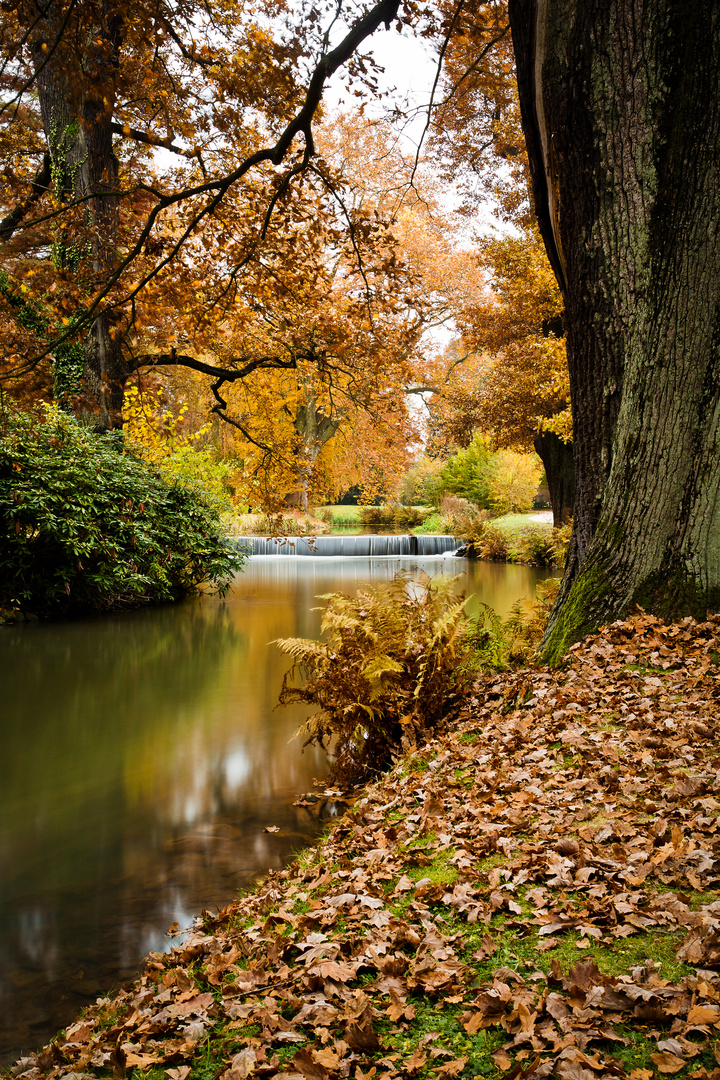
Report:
274,571,477,786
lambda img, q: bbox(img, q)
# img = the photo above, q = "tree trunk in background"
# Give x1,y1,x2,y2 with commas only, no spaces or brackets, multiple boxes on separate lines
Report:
32,3,128,430
283,396,341,511
509,0,720,660
534,429,574,527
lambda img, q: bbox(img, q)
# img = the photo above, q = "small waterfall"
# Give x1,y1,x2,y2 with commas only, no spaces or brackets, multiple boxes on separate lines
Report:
232,534,461,557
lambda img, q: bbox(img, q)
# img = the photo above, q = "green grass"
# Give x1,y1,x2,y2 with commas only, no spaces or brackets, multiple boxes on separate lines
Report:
414,510,552,540
492,512,551,532
412,511,445,534
490,513,553,556
317,505,373,524
377,998,505,1076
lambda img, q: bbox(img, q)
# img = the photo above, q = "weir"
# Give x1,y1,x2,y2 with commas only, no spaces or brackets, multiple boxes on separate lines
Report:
233,534,460,557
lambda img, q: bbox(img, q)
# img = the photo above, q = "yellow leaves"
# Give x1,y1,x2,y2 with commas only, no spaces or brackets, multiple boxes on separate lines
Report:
439,220,569,449
485,449,543,514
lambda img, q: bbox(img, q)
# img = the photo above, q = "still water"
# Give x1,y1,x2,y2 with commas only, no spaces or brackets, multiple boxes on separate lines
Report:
0,555,549,1062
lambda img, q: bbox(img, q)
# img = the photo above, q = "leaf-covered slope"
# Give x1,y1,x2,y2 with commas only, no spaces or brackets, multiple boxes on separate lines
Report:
10,612,720,1080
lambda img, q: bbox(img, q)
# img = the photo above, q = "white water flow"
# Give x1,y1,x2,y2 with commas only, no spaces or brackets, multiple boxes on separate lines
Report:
235,534,460,556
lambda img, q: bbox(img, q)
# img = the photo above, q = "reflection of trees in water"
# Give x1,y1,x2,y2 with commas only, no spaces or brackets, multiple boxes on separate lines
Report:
0,557,550,1063
0,592,331,1064
1,601,239,744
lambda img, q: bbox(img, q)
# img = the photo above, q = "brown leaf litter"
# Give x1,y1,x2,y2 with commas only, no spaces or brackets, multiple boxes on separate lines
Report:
6,612,720,1080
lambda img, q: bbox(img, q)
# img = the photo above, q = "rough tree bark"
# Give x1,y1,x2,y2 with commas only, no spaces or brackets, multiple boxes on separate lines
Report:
31,3,129,430
509,0,720,659
534,429,573,527
284,392,342,511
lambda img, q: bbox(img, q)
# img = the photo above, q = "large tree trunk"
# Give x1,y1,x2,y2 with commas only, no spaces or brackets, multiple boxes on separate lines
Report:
32,2,128,430
509,0,720,660
533,429,573,527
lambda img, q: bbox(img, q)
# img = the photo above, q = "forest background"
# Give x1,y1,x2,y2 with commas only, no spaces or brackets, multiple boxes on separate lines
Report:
0,0,566,519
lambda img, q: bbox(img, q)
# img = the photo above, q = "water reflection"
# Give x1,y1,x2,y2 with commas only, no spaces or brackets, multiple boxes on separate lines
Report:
0,555,548,1061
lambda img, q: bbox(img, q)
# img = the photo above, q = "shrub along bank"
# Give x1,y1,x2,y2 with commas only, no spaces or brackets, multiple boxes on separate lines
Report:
0,405,242,620
415,499,570,568
12,610,720,1080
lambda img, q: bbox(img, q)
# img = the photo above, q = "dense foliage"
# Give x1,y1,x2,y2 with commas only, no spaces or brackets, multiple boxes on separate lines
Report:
0,406,242,617
431,434,542,513
275,573,473,785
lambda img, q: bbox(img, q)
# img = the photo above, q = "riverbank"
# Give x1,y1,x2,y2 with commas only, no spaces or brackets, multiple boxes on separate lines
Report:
8,611,720,1080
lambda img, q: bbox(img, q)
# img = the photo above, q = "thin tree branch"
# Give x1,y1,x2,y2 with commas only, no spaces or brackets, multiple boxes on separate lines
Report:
408,0,466,190
110,122,198,159
162,19,215,68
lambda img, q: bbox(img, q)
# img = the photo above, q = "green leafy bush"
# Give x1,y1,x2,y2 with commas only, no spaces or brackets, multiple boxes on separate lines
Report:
435,433,494,506
412,510,444,534
398,455,445,506
434,436,543,514
0,405,243,617
275,572,474,786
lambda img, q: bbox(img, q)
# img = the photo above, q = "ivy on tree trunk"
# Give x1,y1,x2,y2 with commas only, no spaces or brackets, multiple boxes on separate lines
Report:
32,2,129,431
509,0,720,659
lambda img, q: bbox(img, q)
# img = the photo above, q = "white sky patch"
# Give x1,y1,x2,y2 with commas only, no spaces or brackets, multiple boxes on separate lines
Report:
326,26,442,152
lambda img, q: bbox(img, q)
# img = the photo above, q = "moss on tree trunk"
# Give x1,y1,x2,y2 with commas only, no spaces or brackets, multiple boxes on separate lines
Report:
510,0,720,658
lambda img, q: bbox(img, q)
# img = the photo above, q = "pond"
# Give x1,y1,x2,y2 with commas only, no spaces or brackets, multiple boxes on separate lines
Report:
0,555,549,1063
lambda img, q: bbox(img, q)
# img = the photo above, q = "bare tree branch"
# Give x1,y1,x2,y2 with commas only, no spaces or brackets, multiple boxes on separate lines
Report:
129,349,299,382
110,121,198,159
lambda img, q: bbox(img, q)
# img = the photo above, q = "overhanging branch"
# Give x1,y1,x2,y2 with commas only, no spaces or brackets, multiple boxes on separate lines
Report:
130,349,299,382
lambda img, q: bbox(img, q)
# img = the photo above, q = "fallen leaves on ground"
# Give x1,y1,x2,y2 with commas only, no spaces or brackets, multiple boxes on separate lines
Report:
8,612,720,1080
